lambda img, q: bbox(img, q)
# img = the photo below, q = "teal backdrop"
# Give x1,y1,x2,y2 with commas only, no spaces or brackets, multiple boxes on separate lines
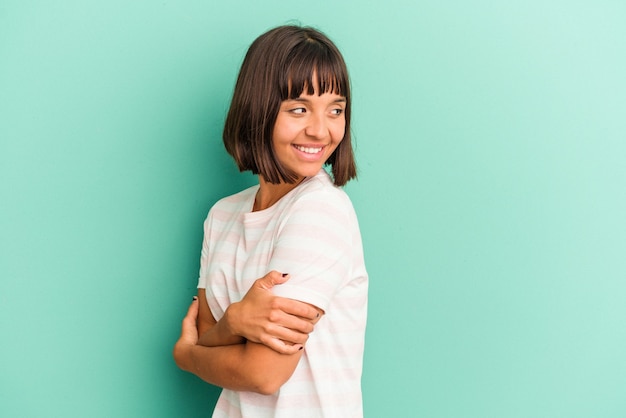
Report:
1,1,625,417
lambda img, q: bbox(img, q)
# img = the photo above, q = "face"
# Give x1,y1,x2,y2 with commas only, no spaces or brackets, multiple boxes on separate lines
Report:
272,90,346,182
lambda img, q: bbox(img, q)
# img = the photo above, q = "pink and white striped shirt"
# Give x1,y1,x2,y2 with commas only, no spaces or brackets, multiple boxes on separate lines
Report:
198,169,368,418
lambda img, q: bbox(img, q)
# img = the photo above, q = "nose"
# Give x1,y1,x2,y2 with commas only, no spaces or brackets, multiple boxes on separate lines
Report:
305,113,328,140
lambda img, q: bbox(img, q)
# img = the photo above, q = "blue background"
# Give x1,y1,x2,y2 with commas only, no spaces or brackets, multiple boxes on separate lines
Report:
1,1,625,416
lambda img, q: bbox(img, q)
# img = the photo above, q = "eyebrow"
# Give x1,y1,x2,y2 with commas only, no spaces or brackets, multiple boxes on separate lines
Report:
290,97,347,103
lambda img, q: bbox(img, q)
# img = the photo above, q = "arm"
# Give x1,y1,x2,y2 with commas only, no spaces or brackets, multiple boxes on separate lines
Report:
178,190,354,392
197,271,322,354
173,297,307,395
196,286,243,347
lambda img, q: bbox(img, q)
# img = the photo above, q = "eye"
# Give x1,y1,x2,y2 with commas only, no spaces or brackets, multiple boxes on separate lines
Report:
330,108,344,116
290,107,306,114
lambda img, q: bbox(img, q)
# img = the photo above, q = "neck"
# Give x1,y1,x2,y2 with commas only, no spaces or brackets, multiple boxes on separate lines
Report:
254,175,304,211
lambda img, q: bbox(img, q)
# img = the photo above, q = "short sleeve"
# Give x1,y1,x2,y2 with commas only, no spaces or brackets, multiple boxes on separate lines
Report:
197,213,212,289
268,188,356,312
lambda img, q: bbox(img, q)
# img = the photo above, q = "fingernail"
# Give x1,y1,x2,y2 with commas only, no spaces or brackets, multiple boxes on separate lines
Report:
282,273,289,277
192,296,198,301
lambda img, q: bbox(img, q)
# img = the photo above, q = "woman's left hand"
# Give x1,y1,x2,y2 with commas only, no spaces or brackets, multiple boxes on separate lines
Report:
173,297,199,371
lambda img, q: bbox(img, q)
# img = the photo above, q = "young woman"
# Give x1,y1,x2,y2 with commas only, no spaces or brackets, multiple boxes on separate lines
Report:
174,25,368,417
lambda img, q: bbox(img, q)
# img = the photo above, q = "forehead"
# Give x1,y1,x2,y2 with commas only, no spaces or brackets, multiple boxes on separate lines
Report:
286,91,346,102
286,75,346,101
288,74,346,98
284,61,348,100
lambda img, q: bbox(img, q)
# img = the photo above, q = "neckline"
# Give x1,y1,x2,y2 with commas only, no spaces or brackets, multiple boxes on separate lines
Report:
251,169,326,213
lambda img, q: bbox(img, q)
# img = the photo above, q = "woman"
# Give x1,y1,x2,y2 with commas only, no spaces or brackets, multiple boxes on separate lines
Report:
174,25,368,417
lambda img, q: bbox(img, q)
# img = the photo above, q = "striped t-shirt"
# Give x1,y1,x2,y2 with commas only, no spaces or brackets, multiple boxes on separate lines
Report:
198,169,368,418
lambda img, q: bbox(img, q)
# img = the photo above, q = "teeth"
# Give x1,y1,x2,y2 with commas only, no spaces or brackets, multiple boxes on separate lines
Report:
294,145,323,154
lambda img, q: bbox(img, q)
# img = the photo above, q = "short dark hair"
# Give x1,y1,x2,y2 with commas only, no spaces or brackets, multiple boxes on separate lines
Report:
223,25,356,187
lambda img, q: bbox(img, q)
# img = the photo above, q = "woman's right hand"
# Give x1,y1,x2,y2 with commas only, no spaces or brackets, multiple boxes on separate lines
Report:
224,271,323,354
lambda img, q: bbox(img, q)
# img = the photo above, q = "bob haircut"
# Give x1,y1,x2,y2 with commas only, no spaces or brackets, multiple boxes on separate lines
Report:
223,25,356,187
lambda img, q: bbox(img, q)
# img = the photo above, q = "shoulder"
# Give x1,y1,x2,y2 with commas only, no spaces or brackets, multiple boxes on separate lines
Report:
215,185,258,208
202,186,258,233
207,185,257,216
284,170,357,225
294,170,354,208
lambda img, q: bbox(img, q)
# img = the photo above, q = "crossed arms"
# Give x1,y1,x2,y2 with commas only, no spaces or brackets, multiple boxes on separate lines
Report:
173,271,323,395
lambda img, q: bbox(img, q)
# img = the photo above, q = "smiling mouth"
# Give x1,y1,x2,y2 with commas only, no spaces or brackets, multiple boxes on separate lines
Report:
293,144,324,154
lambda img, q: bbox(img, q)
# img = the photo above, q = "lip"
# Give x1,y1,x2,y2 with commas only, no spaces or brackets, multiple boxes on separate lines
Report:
292,144,326,161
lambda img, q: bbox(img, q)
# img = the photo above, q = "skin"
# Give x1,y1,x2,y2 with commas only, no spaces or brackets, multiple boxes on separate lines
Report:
173,88,346,394
173,272,322,394
255,90,346,210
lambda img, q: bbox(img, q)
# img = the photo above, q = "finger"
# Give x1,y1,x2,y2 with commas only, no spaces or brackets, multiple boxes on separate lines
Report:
256,270,290,290
276,327,310,345
183,297,199,324
179,298,200,344
263,338,304,355
263,321,310,345
270,311,314,335
276,297,320,321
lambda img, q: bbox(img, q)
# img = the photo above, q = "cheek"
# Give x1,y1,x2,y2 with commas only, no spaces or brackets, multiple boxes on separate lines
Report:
331,121,347,143
273,119,299,144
